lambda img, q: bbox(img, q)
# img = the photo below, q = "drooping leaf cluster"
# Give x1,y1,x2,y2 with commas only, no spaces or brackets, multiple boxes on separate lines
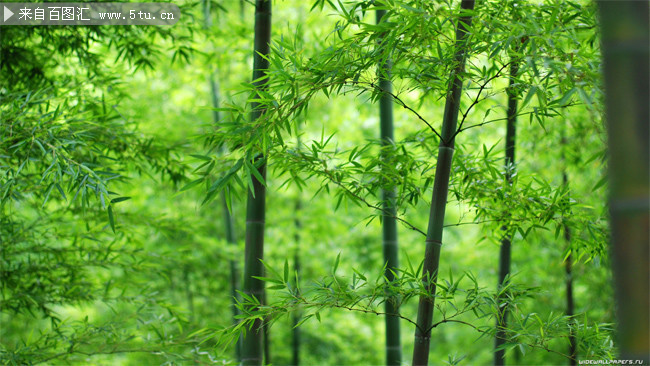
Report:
0,3,206,363
191,0,603,255
222,257,614,362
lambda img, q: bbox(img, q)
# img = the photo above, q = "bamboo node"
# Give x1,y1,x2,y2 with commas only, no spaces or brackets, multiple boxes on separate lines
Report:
425,239,443,247
383,240,399,246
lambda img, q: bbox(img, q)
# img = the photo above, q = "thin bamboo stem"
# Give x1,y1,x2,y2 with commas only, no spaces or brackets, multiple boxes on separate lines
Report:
292,199,302,366
411,1,476,365
376,7,402,366
562,182,577,365
203,0,242,359
494,58,519,366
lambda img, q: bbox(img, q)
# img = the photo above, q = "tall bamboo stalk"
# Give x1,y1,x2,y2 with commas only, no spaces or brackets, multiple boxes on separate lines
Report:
598,1,649,362
242,159,267,366
241,1,271,365
263,290,271,365
411,1,475,364
203,0,242,360
224,187,242,361
376,8,401,366
292,198,302,366
562,167,577,365
494,58,519,366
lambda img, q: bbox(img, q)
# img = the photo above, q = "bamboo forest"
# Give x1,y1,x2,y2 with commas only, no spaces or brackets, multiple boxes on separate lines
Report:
1,0,649,365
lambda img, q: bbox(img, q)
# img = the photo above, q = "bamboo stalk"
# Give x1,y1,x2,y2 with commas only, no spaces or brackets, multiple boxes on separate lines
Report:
292,199,302,366
242,159,267,366
224,189,242,361
494,58,519,366
562,168,577,365
241,1,272,365
411,1,475,365
376,7,402,366
202,0,242,360
598,1,649,362
263,289,271,365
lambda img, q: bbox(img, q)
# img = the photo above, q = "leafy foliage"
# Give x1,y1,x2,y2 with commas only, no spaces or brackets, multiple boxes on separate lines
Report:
224,258,614,363
0,0,618,364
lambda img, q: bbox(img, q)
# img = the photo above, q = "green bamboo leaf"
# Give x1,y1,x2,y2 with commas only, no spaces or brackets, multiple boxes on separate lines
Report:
190,154,213,161
107,205,115,233
283,259,289,283
55,183,67,201
520,85,537,109
592,175,607,191
252,276,283,284
110,196,131,204
334,193,344,211
518,344,527,356
247,159,266,186
261,260,282,281
333,253,340,274
181,178,204,192
352,267,367,281
187,328,209,338
42,183,54,207
556,87,577,106
294,314,313,328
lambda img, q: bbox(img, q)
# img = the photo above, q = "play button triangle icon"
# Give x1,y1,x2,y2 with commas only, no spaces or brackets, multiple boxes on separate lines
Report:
4,6,14,22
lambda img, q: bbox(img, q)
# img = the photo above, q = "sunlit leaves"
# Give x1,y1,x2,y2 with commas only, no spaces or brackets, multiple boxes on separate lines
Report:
1,87,186,220
158,1,613,363
222,256,612,361
0,12,202,363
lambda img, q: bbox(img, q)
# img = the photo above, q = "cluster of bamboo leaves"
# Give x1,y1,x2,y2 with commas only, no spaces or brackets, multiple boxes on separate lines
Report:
217,254,613,361
0,4,219,362
191,0,601,214
0,0,621,363
185,0,613,362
